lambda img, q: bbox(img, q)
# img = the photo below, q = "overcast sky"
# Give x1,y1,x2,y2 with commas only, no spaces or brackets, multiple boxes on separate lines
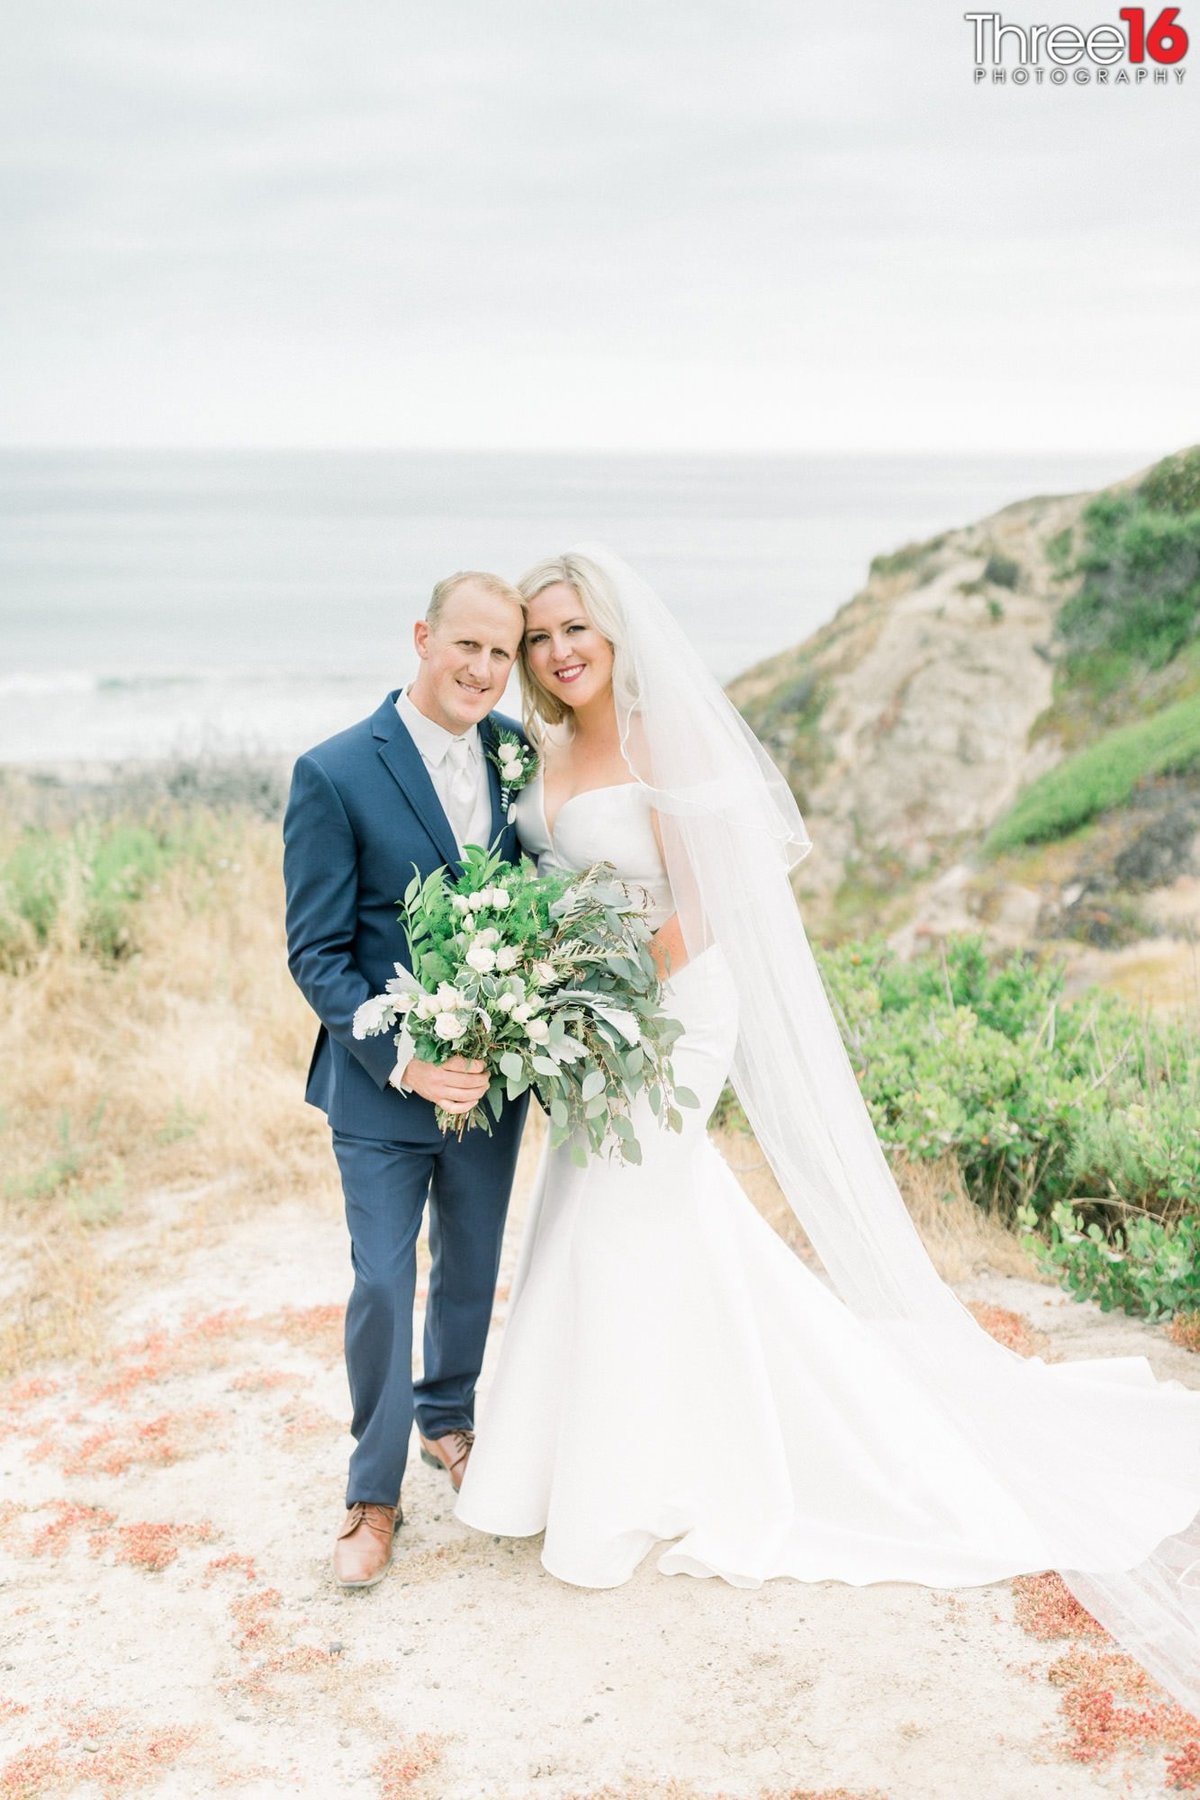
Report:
3,0,1197,452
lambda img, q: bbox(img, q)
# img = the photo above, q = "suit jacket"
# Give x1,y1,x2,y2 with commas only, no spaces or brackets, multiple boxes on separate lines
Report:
282,690,526,1144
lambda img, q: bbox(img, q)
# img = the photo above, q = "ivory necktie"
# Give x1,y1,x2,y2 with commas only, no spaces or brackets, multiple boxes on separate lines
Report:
445,734,477,844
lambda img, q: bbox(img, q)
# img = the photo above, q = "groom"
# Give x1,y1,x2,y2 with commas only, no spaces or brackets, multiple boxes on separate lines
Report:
282,570,530,1588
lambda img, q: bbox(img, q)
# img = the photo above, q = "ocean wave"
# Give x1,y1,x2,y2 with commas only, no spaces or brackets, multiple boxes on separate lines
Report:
0,670,344,698
0,671,101,697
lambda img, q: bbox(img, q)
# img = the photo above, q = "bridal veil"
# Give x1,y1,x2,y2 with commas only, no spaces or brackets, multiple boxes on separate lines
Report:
553,541,1200,1712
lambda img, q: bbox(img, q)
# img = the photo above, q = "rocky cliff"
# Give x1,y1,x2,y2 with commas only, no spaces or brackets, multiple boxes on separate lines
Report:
729,448,1200,1009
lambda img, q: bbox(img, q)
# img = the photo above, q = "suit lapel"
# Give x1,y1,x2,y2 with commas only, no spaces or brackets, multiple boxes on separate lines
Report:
479,717,507,849
373,694,461,870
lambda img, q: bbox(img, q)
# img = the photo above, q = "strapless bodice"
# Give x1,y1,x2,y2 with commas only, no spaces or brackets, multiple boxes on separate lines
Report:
515,770,675,930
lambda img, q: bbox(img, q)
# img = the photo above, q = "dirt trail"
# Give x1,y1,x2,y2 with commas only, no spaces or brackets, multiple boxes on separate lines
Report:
2,1118,1197,1800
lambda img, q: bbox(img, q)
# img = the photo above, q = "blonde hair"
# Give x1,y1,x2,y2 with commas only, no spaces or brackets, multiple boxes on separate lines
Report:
516,551,637,741
427,569,524,628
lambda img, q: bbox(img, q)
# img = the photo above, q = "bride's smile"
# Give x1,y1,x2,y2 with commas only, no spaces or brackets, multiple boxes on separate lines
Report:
522,581,615,712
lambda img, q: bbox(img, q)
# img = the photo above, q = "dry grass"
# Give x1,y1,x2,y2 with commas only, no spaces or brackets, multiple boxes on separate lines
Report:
2,788,1043,1382
732,1133,1041,1286
0,803,329,1376
1169,1311,1200,1354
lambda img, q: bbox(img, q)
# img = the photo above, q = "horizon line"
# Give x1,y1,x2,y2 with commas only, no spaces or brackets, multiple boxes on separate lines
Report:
0,441,1173,460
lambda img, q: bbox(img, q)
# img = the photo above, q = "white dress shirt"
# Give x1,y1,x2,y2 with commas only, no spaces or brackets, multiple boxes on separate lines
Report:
388,687,494,1093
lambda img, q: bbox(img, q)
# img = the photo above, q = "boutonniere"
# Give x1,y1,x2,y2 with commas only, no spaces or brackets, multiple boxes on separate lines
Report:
486,727,538,822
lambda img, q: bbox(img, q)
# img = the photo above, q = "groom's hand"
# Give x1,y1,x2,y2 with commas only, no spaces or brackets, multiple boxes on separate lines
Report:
402,1054,489,1113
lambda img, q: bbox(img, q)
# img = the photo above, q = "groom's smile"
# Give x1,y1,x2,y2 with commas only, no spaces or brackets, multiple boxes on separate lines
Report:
409,577,524,734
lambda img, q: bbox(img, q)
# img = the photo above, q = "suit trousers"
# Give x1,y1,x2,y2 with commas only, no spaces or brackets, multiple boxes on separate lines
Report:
332,1095,528,1507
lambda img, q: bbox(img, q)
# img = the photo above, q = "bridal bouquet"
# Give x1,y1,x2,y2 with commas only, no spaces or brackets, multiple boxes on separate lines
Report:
352,844,697,1164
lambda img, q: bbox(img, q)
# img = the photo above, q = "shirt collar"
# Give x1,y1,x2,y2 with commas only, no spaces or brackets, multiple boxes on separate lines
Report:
396,686,481,767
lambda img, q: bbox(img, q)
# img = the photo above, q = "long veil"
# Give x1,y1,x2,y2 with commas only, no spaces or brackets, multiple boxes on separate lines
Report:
563,541,1200,1712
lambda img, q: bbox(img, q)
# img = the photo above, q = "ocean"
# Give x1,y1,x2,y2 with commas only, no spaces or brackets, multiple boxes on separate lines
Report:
0,447,1146,767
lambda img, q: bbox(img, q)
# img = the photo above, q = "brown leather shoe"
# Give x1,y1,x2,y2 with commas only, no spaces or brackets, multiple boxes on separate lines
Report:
332,1501,401,1589
418,1428,475,1491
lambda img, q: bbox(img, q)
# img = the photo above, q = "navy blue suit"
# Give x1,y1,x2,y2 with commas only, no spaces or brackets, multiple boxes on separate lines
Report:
283,690,530,1505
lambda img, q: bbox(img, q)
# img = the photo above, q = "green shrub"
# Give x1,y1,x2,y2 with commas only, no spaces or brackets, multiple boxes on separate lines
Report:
869,536,946,581
1138,445,1200,517
1063,1080,1200,1215
819,936,1087,1217
983,691,1200,851
813,934,1200,1317
1056,487,1200,671
983,553,1020,590
1045,526,1074,576
1018,1202,1200,1320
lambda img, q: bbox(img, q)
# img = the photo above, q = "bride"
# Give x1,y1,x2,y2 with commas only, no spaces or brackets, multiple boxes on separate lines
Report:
453,544,1200,1712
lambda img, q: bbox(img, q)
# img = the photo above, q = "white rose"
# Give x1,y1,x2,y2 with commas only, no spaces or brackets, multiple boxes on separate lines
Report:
525,1017,550,1042
451,893,472,913
490,887,511,907
495,991,517,1012
475,926,501,947
495,945,518,972
533,961,556,987
436,982,461,1008
511,1001,532,1023
499,743,521,766
466,942,497,974
434,1011,467,1041
460,913,477,934
386,988,417,1013
415,994,438,1020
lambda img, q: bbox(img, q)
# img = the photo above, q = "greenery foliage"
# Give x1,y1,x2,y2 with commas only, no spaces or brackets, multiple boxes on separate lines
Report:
1017,1203,1200,1321
982,691,1200,851
1138,444,1200,517
813,933,1199,1318
0,815,210,969
983,552,1020,590
989,447,1200,850
1056,453,1200,672
357,842,696,1162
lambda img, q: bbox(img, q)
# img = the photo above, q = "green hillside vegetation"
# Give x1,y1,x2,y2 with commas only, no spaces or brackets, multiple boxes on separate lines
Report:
1059,454,1200,674
982,689,1200,853
804,931,1199,1319
984,446,1200,851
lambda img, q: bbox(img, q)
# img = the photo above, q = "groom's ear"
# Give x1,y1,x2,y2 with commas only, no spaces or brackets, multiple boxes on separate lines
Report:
413,618,430,660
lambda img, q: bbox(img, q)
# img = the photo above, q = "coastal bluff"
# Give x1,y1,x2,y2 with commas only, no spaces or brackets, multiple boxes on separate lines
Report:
729,446,1200,1006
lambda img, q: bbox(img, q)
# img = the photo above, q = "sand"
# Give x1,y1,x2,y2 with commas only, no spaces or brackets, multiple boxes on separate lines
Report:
2,1117,1198,1800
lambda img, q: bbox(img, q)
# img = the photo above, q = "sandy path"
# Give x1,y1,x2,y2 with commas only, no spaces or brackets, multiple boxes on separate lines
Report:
2,1120,1197,1800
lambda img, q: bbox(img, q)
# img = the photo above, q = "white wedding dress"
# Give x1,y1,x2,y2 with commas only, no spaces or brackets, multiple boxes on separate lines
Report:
454,769,1200,1598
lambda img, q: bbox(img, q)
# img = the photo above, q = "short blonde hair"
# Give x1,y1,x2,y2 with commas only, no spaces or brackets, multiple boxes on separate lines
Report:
427,569,524,628
516,551,636,740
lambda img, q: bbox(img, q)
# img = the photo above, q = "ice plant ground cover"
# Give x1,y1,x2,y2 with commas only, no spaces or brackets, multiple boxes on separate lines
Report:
353,842,697,1162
